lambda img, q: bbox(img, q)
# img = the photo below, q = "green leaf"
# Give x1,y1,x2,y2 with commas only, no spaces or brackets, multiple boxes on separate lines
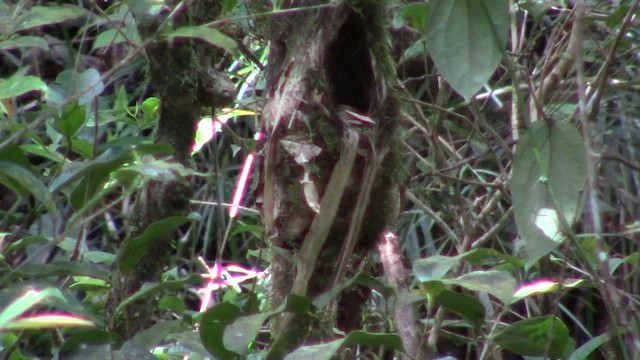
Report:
284,331,404,360
113,274,203,318
168,330,212,358
128,0,169,18
47,69,105,106
313,272,391,309
0,144,36,171
119,214,197,272
231,224,265,237
0,36,50,51
130,320,182,349
69,138,94,159
283,293,313,315
493,316,575,358
284,338,344,360
168,26,240,57
0,161,58,220
401,3,428,34
68,342,157,360
219,293,311,355
222,0,239,13
0,289,50,330
6,236,48,252
15,5,87,31
69,276,110,291
49,146,131,193
344,331,404,351
426,0,509,100
3,314,94,330
59,329,111,355
141,96,160,119
52,102,87,137
158,295,186,312
223,312,269,355
12,261,111,281
200,303,243,360
512,122,587,262
20,143,66,163
91,29,128,52
433,290,485,328
116,157,194,182
413,255,460,282
353,272,394,299
0,72,47,99
461,248,524,269
568,331,611,360
445,270,516,304
83,251,116,265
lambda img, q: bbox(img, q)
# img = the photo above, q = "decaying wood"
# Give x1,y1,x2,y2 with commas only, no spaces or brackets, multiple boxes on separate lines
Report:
255,0,404,355
292,128,359,296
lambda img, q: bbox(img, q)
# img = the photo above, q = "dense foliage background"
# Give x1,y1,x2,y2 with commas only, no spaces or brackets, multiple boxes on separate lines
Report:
1,0,639,359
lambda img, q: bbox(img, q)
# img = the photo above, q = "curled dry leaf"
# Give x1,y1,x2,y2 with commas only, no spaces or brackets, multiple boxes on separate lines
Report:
279,139,322,165
301,171,320,213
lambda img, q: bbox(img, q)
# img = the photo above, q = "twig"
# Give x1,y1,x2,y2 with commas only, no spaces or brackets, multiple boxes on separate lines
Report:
574,2,630,359
331,135,382,291
406,190,460,245
471,208,513,249
586,0,640,122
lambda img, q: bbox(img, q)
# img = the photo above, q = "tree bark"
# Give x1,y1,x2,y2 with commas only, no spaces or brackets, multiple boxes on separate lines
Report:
106,1,235,340
253,0,404,355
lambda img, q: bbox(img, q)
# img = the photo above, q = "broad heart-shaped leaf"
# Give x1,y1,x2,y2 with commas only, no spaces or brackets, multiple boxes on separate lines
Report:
168,26,240,58
493,316,575,358
512,121,587,263
200,303,243,360
444,270,516,304
216,294,312,356
426,0,509,101
47,69,104,106
119,214,198,273
284,331,404,360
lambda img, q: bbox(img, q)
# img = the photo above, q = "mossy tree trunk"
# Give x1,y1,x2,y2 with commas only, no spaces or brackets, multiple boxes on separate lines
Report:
106,1,235,340
253,0,403,356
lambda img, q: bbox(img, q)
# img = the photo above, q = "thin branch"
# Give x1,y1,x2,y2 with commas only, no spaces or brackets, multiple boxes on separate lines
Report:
406,190,460,245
